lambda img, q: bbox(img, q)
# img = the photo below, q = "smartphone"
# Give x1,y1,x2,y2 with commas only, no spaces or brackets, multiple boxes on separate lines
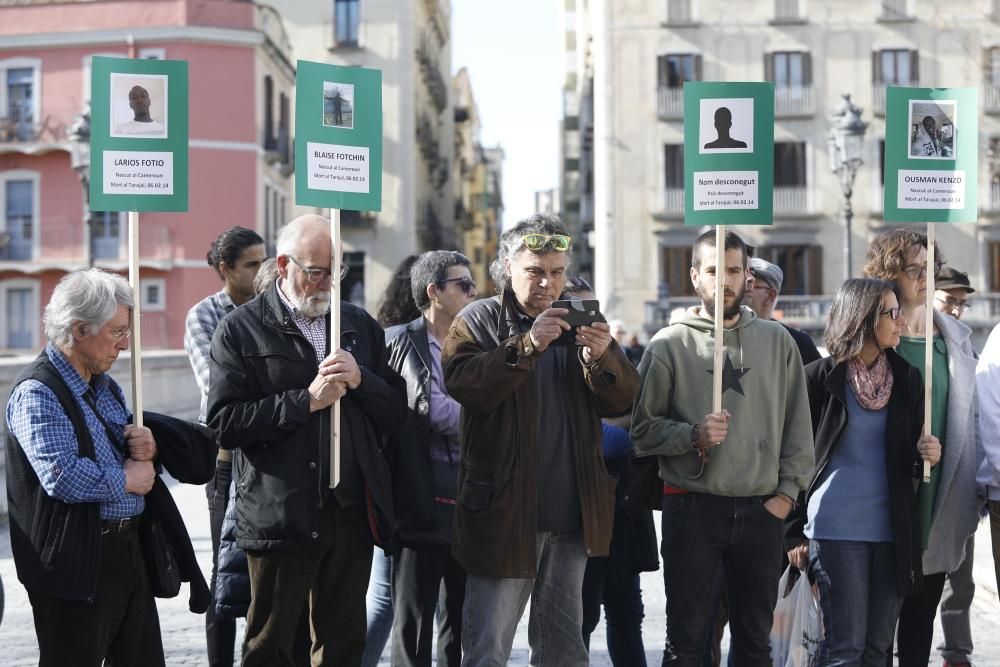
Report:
551,299,605,346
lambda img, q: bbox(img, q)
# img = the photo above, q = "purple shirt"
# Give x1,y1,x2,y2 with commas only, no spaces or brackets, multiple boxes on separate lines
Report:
427,332,461,464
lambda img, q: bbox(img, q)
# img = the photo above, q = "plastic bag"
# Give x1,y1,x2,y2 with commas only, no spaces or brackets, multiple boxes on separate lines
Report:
770,566,823,667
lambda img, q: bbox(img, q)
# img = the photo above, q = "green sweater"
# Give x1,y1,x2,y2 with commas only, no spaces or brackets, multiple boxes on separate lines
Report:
631,306,814,499
897,334,949,550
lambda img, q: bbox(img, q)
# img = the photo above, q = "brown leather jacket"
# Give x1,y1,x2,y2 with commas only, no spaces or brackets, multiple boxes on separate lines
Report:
442,293,639,578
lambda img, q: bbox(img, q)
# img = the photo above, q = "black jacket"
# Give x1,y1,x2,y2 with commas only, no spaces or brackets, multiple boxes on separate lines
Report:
385,316,459,544
6,351,214,611
787,350,926,597
207,282,406,551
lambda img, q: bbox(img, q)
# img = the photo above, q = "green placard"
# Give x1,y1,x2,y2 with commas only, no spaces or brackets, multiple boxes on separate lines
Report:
683,81,774,226
295,61,382,211
89,56,189,212
883,87,978,222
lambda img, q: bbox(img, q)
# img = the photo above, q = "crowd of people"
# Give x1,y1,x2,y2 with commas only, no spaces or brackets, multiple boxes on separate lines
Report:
4,212,1000,667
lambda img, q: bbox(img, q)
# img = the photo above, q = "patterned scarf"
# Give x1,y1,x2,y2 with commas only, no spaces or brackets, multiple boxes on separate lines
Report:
847,352,894,410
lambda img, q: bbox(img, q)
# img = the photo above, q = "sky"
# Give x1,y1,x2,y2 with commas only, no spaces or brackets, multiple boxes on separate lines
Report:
451,1,563,227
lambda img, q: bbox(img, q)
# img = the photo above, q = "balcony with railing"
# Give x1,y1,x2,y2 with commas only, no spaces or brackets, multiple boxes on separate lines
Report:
986,181,1000,212
774,186,811,215
0,217,173,267
772,0,805,23
657,87,684,120
872,83,916,116
775,86,815,117
664,0,696,25
0,114,67,149
653,188,685,221
986,84,1000,114
878,0,913,21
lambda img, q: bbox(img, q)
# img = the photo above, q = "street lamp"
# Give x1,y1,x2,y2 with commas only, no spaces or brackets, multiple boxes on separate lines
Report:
828,93,868,281
69,103,92,266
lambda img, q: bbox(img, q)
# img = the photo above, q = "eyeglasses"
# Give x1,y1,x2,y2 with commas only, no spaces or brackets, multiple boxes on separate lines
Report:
438,277,477,295
934,296,971,312
521,233,571,252
901,265,927,280
108,326,131,342
880,307,902,321
286,255,349,284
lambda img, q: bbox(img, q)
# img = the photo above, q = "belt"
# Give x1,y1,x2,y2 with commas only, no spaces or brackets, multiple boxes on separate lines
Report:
101,516,141,534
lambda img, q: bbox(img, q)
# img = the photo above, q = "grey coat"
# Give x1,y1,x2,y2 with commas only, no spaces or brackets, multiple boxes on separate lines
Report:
922,310,981,575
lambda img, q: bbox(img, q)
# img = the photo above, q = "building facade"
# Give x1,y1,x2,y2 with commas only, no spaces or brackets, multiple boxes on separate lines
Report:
561,0,596,283
583,0,1000,336
453,67,504,294
0,0,294,351
268,0,459,310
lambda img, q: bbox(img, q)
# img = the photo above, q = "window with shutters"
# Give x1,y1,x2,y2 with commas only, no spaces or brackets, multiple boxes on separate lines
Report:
766,52,814,116
657,54,700,120
660,246,696,297
658,54,701,88
756,245,822,295
774,143,808,213
874,49,918,85
663,144,684,213
872,49,918,114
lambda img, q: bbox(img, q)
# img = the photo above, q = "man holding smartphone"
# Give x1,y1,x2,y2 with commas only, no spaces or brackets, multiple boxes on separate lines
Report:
443,214,639,666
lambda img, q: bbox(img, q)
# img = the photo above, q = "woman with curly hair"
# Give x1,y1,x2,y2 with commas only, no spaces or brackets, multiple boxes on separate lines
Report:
863,228,981,667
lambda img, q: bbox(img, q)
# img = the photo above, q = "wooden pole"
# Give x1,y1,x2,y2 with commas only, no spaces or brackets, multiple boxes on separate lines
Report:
329,208,341,489
127,211,143,427
712,224,725,414
922,223,934,483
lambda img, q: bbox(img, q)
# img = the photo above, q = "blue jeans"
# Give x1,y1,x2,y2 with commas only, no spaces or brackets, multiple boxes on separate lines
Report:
462,530,589,667
660,493,784,667
809,539,902,667
361,547,393,667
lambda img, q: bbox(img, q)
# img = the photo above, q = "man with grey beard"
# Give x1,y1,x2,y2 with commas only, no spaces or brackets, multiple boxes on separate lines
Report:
207,214,406,666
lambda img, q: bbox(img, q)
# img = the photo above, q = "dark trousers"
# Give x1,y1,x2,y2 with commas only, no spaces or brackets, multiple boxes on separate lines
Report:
660,494,784,667
243,500,374,667
390,542,466,667
888,571,947,667
582,556,647,666
27,524,165,667
207,459,237,667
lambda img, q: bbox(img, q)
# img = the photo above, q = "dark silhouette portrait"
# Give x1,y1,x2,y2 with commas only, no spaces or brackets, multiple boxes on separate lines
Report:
703,106,747,150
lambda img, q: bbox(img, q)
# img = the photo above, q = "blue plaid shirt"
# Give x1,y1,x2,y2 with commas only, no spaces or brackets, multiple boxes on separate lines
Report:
184,289,236,422
6,344,143,520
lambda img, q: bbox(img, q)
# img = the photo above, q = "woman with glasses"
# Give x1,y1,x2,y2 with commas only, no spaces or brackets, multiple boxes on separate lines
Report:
786,278,940,665
862,229,981,667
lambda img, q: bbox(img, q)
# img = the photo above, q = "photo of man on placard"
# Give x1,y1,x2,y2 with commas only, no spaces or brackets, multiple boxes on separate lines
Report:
323,82,355,129
909,99,956,159
110,73,168,138
699,97,754,154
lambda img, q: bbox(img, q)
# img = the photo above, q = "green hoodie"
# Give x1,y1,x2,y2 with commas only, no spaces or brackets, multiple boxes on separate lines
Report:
631,305,814,499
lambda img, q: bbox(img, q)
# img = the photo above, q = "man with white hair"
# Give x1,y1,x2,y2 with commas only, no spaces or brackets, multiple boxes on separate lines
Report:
207,214,406,666
6,268,162,665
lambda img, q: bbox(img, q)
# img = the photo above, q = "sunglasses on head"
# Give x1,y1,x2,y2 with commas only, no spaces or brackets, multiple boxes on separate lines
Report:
521,233,571,252
438,277,476,294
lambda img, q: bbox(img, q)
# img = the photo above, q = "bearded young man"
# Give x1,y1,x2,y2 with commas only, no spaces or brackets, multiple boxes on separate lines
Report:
207,214,406,667
630,229,813,666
